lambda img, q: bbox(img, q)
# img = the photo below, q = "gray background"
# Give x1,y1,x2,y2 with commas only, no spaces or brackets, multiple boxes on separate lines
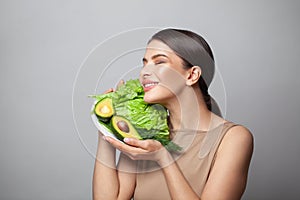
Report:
1,0,300,199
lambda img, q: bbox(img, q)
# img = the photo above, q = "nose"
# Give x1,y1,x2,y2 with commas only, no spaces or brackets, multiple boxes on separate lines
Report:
140,63,152,78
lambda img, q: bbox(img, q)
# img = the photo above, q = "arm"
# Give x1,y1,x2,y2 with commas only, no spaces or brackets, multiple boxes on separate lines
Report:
92,134,136,200
93,83,136,200
158,151,201,200
201,125,254,200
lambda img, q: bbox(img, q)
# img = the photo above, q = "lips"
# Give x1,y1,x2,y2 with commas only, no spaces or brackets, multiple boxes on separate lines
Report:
142,80,159,92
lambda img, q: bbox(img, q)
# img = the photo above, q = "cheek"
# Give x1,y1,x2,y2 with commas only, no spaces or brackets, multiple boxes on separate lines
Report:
155,66,186,94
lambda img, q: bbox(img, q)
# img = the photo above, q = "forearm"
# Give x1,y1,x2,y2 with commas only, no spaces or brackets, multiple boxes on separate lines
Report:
93,134,119,200
159,151,200,200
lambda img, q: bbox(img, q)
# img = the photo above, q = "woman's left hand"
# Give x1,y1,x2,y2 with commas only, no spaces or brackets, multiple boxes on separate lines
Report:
103,136,170,164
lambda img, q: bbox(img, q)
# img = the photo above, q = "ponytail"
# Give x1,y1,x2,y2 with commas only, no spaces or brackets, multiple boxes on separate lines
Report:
199,77,222,117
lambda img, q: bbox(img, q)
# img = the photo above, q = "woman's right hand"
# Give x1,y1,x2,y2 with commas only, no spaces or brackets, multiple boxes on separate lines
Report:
103,79,124,94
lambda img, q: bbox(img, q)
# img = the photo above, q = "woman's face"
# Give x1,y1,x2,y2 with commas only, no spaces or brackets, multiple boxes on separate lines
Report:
140,40,190,105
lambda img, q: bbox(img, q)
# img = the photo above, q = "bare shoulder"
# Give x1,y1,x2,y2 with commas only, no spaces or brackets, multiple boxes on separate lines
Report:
219,124,254,158
228,124,253,143
224,125,253,144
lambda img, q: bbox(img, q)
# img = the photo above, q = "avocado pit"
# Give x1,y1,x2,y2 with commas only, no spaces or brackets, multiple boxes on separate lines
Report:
111,116,142,140
117,120,129,133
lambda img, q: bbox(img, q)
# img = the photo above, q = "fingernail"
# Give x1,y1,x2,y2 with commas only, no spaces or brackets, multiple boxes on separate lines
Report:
124,138,130,143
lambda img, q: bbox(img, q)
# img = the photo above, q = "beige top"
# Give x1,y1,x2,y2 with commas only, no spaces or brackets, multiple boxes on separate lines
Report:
133,121,237,200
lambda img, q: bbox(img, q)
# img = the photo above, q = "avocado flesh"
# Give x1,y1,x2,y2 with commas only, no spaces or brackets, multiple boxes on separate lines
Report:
94,98,114,121
111,116,142,140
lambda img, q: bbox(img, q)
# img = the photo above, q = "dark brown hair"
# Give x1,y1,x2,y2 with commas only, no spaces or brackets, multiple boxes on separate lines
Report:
149,28,222,116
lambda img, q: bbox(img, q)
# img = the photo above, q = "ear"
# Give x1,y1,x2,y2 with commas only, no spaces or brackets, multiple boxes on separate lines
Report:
186,66,201,86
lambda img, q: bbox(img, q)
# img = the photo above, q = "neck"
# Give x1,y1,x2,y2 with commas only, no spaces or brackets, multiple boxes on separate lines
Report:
164,86,213,131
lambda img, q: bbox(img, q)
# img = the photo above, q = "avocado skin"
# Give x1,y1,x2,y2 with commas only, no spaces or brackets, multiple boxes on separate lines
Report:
111,116,142,140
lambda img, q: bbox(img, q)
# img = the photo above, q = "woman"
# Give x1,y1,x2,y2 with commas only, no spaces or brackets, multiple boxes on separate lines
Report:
93,28,253,200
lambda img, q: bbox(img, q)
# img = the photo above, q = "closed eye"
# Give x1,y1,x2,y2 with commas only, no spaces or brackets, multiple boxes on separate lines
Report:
155,60,166,65
142,54,169,67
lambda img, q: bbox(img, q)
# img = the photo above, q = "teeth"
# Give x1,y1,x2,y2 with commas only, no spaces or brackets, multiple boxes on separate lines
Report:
144,82,158,87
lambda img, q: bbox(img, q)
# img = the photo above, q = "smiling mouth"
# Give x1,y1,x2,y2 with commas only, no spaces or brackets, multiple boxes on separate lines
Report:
143,82,159,91
143,82,158,88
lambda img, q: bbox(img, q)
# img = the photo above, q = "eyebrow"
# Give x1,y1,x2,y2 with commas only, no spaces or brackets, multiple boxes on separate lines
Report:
142,54,169,63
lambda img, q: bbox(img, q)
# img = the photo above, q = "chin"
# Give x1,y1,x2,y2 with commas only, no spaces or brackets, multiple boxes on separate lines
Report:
143,94,157,104
143,91,172,105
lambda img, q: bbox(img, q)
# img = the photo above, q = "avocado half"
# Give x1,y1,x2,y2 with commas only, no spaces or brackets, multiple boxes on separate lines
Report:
94,98,114,122
111,116,142,140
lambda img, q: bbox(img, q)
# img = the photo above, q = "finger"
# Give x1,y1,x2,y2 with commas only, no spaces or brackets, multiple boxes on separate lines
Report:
104,136,123,146
116,79,125,90
124,138,161,151
104,136,142,153
104,88,114,94
123,138,142,147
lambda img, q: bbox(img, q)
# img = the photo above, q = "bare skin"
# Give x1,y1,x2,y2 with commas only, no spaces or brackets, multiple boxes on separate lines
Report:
92,40,253,200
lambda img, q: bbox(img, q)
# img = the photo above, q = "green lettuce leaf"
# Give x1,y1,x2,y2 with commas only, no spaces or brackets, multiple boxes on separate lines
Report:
90,79,181,152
